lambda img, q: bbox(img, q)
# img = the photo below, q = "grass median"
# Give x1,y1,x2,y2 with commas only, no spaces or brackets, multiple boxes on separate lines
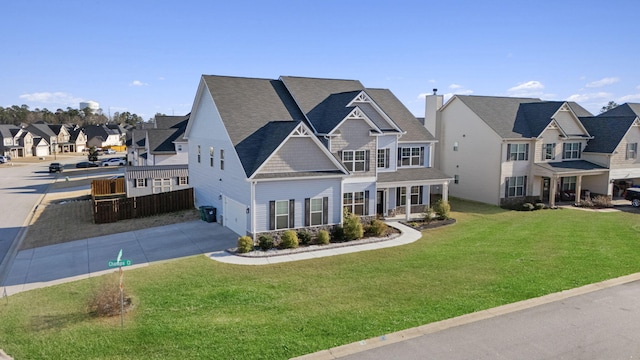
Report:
2,198,640,359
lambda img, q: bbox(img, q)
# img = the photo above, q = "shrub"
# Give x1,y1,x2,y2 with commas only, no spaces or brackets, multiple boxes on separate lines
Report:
522,202,534,211
535,202,546,210
87,275,131,317
434,200,450,219
280,230,299,249
592,195,612,208
316,229,330,245
258,234,274,251
343,211,363,241
331,226,345,242
365,219,387,237
423,207,434,223
237,236,254,253
297,230,312,245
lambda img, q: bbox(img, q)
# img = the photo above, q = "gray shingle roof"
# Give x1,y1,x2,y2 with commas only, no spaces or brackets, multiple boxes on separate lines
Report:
455,95,542,138
235,121,301,177
280,76,365,115
600,103,640,117
377,167,453,183
365,88,434,142
580,115,637,154
534,160,608,174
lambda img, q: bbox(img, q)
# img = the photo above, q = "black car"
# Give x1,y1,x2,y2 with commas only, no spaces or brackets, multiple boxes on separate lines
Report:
49,162,63,173
624,188,640,207
76,161,99,168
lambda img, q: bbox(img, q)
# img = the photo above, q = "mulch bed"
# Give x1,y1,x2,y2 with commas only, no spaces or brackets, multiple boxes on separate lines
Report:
401,218,456,231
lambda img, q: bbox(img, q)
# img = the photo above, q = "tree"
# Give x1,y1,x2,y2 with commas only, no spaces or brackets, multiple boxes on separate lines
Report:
600,101,619,114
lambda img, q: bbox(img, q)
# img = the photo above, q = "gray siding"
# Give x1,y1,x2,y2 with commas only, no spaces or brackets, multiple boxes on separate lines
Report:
331,119,376,177
259,137,338,174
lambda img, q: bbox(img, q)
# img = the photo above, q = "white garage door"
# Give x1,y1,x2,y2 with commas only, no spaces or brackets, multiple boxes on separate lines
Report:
223,196,247,236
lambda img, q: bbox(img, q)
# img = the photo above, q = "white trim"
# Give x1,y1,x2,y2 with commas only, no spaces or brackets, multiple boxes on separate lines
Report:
328,107,381,136
347,90,403,132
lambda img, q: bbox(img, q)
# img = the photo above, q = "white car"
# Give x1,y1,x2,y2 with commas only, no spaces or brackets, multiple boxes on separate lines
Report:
105,148,116,154
101,158,126,166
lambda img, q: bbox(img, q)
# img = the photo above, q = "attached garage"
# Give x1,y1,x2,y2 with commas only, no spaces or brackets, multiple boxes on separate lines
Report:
223,196,247,236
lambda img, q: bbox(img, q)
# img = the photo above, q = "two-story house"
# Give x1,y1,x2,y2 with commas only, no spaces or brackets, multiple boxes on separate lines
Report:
0,124,33,157
427,93,609,207
185,75,451,237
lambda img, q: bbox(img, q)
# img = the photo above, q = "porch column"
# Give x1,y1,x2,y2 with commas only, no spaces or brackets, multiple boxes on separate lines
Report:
442,182,449,202
405,185,411,221
550,176,557,207
575,175,583,205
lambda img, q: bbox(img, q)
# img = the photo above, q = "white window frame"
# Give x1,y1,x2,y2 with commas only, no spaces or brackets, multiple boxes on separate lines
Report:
342,150,367,172
506,176,525,197
562,176,577,191
135,178,146,188
627,143,637,160
508,143,528,161
343,191,365,215
220,149,225,170
563,142,581,159
275,200,289,230
152,178,171,193
544,143,556,160
310,198,324,226
377,148,389,169
178,177,188,185
398,186,422,206
400,147,422,167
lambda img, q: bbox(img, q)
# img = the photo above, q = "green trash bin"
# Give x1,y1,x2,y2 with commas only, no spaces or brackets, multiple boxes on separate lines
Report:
202,206,216,223
199,206,207,221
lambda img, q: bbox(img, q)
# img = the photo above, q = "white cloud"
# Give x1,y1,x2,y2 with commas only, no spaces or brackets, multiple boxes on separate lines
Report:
566,92,612,102
506,81,546,97
617,93,640,103
585,77,619,88
129,80,148,86
449,83,462,89
19,91,83,104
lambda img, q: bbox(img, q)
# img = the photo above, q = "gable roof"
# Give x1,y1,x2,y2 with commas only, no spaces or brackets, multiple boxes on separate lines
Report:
236,121,302,177
27,123,56,139
154,114,190,130
0,124,20,139
580,115,638,153
365,88,434,142
600,103,640,117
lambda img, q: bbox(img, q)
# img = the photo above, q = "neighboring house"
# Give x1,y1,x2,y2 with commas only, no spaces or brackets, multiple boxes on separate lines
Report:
84,124,122,148
429,93,640,206
0,124,33,157
47,124,73,153
124,165,190,197
65,124,88,153
127,114,189,166
184,75,451,237
26,123,58,156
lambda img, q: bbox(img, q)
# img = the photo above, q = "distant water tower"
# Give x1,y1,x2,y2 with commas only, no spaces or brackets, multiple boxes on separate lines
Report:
79,100,100,114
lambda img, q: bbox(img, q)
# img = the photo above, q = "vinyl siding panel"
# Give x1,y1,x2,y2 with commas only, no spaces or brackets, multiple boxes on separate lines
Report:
259,137,338,174
331,118,376,177
554,109,585,135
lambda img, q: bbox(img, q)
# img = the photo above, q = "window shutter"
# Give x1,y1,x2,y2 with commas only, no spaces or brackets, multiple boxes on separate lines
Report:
269,201,275,230
175,177,180,185
524,144,529,161
505,177,510,198
524,176,528,196
396,188,401,206
397,147,402,161
578,143,582,158
322,197,329,225
506,144,511,161
338,150,343,161
420,146,425,166
144,179,148,187
562,143,567,159
365,150,370,171
419,186,424,204
364,190,370,216
289,199,295,228
385,148,390,168
304,198,310,226
626,144,630,160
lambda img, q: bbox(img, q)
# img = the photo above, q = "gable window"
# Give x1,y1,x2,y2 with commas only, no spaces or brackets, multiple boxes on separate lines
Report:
377,148,390,169
342,150,369,172
209,147,214,167
507,143,529,161
398,146,424,167
505,176,527,197
343,191,368,216
197,145,201,163
220,149,225,170
269,199,295,230
305,197,328,226
563,142,581,159
544,143,556,160
626,143,637,160
153,178,171,193
178,177,188,185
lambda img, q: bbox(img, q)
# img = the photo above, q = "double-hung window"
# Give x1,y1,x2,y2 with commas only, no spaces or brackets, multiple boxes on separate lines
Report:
507,143,528,161
152,178,171,193
399,146,423,167
305,197,328,226
342,150,369,172
562,176,577,191
626,143,637,160
505,176,526,197
377,148,390,169
397,186,423,206
209,146,214,167
544,143,556,160
343,191,367,216
269,199,294,230
563,142,581,159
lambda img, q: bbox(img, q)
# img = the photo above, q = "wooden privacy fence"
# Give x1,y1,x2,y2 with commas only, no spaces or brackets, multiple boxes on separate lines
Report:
93,188,194,224
92,178,125,196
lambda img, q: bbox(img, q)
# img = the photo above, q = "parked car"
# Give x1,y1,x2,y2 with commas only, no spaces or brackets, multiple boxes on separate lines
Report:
105,148,116,154
76,161,99,168
49,162,63,173
0,155,10,163
624,188,640,207
101,158,126,166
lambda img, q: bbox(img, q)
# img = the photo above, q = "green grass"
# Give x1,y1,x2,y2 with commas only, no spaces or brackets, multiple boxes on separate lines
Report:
2,199,640,359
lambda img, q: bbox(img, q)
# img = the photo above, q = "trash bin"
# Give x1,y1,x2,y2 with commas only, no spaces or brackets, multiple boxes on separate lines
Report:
202,206,216,223
198,206,207,221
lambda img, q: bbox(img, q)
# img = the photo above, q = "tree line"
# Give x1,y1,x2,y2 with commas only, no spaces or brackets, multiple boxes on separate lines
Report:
0,104,146,127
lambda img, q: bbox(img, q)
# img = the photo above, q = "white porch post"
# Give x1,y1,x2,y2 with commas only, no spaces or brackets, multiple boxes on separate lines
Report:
405,185,411,221
575,175,583,204
550,176,557,207
442,182,449,202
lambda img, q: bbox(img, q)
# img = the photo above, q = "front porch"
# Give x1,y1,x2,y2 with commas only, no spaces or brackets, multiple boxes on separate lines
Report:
533,160,609,207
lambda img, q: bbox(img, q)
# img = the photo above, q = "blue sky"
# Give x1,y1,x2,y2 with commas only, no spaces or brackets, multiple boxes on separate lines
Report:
1,0,638,120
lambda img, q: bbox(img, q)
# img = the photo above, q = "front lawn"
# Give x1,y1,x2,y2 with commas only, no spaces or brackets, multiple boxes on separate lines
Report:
2,199,640,359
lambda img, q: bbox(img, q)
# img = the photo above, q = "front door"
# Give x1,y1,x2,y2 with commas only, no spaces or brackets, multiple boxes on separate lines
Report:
542,177,550,202
376,190,385,216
